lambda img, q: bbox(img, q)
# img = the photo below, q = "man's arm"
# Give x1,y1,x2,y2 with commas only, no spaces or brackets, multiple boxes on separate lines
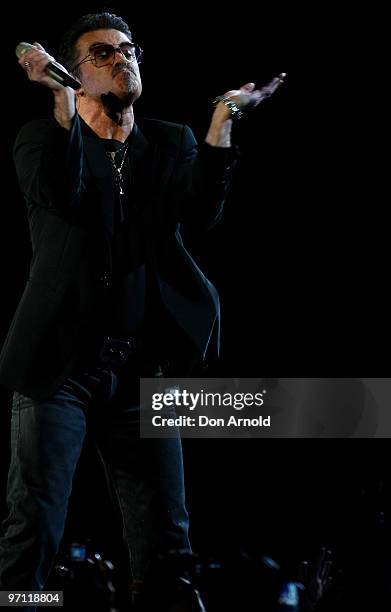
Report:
17,42,76,130
168,77,286,231
205,77,286,147
13,117,84,210
14,42,83,210
167,125,237,233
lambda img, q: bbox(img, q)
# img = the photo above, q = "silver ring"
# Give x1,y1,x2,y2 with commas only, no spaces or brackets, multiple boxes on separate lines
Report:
24,61,31,68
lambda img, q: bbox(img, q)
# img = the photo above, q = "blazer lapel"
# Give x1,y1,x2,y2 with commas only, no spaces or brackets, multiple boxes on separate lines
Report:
130,123,157,213
133,119,179,203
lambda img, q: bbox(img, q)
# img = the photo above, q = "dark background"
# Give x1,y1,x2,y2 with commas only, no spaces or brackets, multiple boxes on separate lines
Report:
0,3,388,608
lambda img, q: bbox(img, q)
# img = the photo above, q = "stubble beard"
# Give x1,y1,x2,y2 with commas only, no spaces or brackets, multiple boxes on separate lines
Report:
101,72,141,124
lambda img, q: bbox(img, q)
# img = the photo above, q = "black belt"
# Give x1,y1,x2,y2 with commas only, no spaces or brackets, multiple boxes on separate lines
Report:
98,336,135,368
98,335,166,376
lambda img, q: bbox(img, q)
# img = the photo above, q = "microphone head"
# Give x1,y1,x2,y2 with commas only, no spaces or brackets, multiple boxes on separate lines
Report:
15,42,35,58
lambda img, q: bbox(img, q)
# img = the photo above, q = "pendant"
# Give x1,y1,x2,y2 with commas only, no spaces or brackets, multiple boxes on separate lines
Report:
107,148,127,197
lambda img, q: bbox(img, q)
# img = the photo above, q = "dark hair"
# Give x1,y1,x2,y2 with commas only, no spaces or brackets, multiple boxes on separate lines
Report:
58,12,132,76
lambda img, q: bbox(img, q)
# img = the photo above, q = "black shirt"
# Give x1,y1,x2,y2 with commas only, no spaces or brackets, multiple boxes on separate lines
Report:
102,136,146,339
75,135,172,371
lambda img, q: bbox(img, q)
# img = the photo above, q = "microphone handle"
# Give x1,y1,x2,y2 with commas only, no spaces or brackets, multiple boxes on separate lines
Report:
45,63,81,90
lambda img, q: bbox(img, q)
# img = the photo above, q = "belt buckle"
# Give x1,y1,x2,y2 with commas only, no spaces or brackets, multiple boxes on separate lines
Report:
99,336,134,368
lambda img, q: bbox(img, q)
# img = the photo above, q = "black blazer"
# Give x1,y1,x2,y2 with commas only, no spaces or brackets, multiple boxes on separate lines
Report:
0,115,235,400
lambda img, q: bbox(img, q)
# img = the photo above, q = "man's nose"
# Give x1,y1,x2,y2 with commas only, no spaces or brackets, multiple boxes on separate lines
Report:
114,47,128,62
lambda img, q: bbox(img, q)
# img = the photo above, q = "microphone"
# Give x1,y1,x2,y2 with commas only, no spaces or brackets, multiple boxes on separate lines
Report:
15,42,81,90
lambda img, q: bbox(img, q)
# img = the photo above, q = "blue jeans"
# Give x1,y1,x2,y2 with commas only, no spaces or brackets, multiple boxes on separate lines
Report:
0,365,190,605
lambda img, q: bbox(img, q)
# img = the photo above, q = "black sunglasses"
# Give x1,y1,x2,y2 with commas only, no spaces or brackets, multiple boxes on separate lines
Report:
73,42,143,71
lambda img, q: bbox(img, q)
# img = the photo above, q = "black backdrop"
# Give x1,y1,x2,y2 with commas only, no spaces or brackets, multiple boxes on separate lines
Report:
0,3,388,607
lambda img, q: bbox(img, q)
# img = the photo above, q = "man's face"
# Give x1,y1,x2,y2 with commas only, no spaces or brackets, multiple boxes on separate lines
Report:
75,28,142,104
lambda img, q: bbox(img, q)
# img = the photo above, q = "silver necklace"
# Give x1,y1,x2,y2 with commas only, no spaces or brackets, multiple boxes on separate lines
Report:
107,142,129,195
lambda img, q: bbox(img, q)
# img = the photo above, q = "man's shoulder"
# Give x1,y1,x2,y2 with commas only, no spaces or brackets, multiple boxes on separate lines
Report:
137,117,185,135
136,117,195,147
15,118,64,145
18,117,57,133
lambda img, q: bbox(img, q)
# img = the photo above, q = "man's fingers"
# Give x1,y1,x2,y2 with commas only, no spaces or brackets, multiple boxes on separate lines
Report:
218,73,286,113
32,43,54,61
248,90,270,107
247,74,287,107
19,43,55,77
265,74,287,93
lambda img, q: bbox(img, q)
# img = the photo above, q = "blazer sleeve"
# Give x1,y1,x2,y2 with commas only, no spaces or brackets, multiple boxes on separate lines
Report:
167,124,238,232
13,115,84,210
